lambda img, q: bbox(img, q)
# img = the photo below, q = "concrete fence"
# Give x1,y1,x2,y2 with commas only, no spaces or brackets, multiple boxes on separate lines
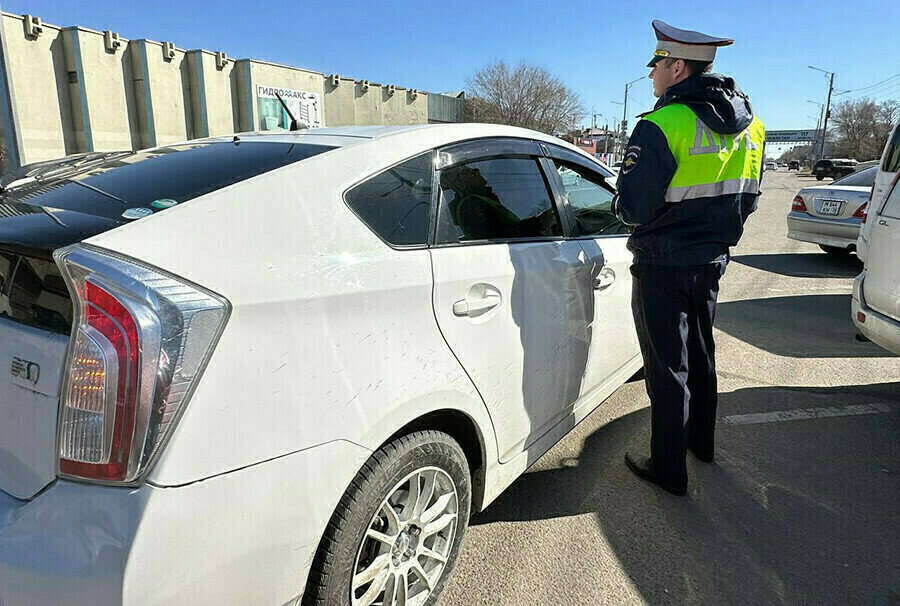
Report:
0,12,466,171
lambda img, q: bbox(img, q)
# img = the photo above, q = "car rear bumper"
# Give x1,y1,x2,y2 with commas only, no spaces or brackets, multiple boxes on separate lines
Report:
852,272,900,356
786,213,860,249
0,439,369,605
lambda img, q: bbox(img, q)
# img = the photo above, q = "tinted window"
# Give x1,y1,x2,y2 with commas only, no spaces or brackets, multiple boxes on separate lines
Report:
436,157,562,243
833,166,878,187
2,142,335,212
883,125,900,173
0,251,72,334
345,152,433,246
553,160,629,236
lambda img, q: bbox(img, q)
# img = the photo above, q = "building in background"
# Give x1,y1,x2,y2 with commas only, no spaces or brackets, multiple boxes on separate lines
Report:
0,12,467,172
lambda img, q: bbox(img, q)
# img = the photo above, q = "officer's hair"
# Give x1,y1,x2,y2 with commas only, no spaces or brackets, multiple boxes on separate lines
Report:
664,57,713,76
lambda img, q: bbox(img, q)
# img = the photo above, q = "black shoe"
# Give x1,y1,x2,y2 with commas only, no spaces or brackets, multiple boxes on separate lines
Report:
624,452,687,496
688,447,714,464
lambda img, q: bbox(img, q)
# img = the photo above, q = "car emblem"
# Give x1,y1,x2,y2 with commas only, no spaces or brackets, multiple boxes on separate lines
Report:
11,357,40,383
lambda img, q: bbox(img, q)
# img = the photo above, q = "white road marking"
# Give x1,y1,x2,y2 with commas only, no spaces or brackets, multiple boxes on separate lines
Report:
723,403,891,426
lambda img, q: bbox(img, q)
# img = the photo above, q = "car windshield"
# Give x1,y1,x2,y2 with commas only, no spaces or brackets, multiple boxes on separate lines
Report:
832,166,878,187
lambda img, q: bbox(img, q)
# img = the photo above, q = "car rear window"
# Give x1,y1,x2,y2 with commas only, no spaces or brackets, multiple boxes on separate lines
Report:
6,141,335,209
833,166,878,187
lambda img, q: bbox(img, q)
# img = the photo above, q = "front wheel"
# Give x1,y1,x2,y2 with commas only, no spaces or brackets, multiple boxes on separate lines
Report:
303,431,471,606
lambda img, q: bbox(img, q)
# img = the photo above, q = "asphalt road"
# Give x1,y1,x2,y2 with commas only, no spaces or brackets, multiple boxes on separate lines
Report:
441,169,900,605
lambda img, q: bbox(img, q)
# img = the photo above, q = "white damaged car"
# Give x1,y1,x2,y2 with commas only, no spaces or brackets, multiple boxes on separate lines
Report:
0,125,640,605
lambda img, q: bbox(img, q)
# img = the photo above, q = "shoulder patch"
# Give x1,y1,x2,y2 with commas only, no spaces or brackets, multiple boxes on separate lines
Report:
622,145,641,174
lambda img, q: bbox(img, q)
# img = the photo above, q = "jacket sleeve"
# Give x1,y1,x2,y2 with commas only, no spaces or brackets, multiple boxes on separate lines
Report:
612,120,677,226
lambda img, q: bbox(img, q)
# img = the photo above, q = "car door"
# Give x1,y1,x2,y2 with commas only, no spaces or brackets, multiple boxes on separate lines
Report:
865,175,900,322
429,138,595,462
543,145,641,403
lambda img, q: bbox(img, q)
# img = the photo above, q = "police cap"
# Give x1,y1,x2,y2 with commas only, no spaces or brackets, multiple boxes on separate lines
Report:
648,20,733,68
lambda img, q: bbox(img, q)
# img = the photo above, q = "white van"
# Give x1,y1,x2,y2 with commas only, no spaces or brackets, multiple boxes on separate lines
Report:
852,169,900,355
857,120,900,261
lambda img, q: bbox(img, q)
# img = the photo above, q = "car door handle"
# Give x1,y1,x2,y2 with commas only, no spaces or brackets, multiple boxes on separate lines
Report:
453,294,501,317
594,268,616,291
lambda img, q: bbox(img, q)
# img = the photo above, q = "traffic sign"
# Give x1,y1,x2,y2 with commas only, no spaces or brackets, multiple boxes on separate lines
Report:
766,129,822,143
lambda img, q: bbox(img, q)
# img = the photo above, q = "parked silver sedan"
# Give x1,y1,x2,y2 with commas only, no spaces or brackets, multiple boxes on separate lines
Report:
786,166,877,255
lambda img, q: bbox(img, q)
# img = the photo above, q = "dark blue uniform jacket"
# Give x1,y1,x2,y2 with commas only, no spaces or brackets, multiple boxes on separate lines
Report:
614,74,763,266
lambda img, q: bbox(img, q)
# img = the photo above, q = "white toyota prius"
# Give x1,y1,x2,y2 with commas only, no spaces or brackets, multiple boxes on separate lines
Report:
0,124,640,605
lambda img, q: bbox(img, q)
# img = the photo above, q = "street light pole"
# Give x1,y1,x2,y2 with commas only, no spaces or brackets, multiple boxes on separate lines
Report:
621,76,644,154
809,66,835,159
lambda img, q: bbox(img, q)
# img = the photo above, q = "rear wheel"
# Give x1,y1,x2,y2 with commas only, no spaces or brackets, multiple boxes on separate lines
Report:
819,244,850,255
816,175,824,180
303,431,471,606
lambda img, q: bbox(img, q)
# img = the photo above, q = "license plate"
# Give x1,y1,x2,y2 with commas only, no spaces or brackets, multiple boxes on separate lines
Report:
819,199,843,216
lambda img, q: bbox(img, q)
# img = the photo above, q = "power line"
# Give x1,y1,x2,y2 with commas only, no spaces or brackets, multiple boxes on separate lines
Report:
835,72,900,96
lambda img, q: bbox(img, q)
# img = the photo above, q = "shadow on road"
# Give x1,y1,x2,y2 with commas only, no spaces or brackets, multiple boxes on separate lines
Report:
471,382,900,605
731,253,862,279
715,293,892,358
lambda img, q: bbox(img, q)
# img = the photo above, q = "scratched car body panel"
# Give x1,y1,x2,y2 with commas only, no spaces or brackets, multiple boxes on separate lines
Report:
0,124,639,603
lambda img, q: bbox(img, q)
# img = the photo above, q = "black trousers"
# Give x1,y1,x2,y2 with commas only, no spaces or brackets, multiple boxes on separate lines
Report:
630,261,725,489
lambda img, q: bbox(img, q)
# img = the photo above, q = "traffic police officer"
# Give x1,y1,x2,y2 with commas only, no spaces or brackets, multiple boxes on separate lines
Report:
612,20,765,495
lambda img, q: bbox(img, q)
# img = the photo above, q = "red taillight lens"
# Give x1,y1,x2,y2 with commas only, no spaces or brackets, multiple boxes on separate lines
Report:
857,311,866,324
792,195,807,213
55,245,230,485
59,281,139,481
853,203,867,220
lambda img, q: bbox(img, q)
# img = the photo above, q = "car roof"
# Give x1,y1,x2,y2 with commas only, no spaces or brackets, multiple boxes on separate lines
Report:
195,124,604,164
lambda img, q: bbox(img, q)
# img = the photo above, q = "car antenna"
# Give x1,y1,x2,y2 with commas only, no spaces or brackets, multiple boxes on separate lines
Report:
274,91,307,131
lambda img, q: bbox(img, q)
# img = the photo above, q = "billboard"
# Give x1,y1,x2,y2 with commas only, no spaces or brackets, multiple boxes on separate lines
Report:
256,85,322,130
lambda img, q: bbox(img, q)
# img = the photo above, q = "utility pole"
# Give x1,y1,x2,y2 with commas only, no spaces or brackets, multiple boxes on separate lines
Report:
809,66,835,159
807,100,824,163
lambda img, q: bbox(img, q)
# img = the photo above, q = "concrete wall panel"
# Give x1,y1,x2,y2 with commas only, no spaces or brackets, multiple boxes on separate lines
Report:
381,86,405,125
65,28,135,152
354,81,382,125
407,92,428,125
323,76,355,127
188,50,237,138
1,14,69,163
132,40,191,148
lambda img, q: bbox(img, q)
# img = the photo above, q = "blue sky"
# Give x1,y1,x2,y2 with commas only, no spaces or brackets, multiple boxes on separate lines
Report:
9,0,900,151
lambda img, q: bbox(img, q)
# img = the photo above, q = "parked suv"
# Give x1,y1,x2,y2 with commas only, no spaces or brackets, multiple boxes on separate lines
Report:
857,119,900,262
853,171,900,355
788,160,800,171
813,158,858,180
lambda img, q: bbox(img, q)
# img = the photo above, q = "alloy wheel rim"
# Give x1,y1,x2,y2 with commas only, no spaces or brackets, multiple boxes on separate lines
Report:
351,466,459,606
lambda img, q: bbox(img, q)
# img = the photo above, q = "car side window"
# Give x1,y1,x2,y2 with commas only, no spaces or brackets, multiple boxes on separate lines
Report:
436,157,562,243
552,160,631,236
344,152,433,246
883,126,900,173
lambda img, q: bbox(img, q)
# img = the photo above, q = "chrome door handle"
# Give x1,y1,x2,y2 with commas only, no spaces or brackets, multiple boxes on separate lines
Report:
453,294,501,317
594,268,616,291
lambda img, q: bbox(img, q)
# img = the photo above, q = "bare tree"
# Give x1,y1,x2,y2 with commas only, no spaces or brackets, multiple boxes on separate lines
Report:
831,98,898,160
466,61,584,135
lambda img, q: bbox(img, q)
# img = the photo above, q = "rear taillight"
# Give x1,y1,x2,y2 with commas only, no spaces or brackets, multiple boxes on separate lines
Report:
792,195,807,213
54,245,230,484
853,203,867,220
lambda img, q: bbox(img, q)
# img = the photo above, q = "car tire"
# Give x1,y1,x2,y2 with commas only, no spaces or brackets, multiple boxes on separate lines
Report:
816,175,824,180
819,244,850,255
303,430,471,606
